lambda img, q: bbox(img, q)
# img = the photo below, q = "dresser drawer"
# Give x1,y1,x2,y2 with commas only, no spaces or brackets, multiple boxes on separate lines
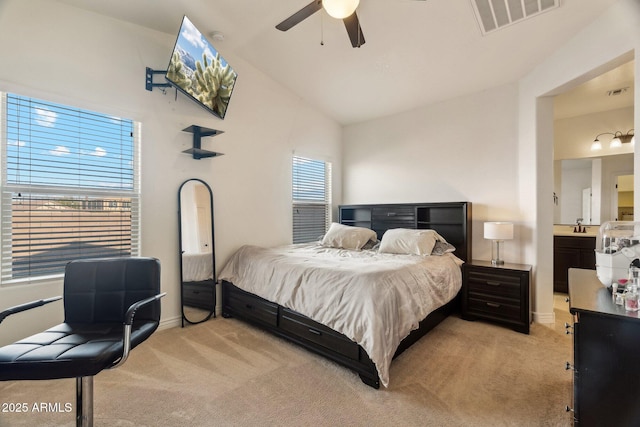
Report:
223,284,278,327
280,308,360,360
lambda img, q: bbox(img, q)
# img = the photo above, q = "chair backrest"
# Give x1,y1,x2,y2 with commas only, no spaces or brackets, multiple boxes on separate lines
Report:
63,257,161,324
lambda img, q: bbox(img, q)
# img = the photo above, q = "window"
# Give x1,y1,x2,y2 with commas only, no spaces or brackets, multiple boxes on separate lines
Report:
0,93,140,283
292,156,331,243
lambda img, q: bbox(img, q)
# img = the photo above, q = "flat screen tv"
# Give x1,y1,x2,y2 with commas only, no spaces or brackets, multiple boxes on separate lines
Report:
165,16,238,120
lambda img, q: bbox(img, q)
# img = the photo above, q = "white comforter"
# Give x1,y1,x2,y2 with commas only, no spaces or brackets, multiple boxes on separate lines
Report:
218,243,463,387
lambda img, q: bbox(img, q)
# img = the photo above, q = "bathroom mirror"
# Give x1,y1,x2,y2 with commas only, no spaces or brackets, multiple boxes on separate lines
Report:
554,154,634,225
178,179,216,325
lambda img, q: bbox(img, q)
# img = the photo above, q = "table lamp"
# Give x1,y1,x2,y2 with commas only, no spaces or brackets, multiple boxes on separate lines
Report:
484,222,514,265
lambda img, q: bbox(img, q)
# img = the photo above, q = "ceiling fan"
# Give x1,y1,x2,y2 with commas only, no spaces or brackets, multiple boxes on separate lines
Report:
276,0,427,48
276,0,366,48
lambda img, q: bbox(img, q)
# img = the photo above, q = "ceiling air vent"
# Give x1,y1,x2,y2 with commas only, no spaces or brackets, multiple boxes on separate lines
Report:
471,0,560,35
607,87,629,96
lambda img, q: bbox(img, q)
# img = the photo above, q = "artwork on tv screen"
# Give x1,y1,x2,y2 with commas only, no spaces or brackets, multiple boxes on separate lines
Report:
166,16,238,120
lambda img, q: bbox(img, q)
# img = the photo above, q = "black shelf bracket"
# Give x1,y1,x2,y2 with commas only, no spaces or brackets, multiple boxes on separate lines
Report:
145,67,171,92
182,125,224,160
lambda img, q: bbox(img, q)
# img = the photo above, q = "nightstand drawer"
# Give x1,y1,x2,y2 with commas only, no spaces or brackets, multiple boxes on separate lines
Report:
467,295,521,321
466,271,521,299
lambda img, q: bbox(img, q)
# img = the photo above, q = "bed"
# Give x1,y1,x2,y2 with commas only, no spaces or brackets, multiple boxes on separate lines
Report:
219,202,471,388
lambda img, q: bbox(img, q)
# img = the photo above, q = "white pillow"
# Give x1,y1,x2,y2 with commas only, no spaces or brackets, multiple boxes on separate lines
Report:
379,228,440,256
321,223,377,250
431,240,456,255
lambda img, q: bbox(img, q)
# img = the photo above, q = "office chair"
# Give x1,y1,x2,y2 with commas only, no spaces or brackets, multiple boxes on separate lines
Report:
0,257,166,427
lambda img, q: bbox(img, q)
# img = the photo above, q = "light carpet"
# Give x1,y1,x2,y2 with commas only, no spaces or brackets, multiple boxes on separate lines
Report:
0,314,572,427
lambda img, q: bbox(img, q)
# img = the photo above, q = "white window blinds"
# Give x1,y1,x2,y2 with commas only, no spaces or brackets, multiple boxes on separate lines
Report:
0,93,141,283
292,156,331,243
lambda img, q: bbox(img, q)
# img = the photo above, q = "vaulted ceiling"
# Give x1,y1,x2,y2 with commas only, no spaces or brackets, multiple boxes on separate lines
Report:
56,0,624,124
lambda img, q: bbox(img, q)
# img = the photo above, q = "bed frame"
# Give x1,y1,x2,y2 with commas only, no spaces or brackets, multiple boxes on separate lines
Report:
222,202,471,388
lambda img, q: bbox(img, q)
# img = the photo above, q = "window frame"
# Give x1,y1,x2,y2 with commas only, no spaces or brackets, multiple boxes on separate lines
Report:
0,92,141,285
292,155,332,244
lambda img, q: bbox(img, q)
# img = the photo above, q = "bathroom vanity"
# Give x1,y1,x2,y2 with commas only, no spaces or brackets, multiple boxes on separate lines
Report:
553,226,596,293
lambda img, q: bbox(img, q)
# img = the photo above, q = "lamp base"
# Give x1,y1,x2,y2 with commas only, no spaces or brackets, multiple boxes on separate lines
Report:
491,240,505,266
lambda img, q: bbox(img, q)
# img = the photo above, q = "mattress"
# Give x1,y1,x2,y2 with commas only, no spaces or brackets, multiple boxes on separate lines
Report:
218,243,463,387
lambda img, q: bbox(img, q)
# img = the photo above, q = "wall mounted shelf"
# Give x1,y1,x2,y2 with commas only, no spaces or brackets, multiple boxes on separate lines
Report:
182,125,224,160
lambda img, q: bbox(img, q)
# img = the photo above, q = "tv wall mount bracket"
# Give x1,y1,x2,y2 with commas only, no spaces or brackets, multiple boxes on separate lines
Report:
145,67,171,92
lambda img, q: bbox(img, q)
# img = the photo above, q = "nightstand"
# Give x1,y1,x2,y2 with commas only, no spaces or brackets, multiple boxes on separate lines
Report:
461,260,532,334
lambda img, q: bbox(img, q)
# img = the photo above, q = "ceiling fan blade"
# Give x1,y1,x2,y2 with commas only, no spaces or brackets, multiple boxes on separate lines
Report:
343,12,365,48
276,0,323,31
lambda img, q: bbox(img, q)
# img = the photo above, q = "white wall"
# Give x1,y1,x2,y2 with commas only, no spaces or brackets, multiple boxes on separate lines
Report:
0,0,342,345
343,83,522,269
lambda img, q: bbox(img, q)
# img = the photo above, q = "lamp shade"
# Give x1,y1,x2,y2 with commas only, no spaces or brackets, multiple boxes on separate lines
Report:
322,0,359,19
484,222,514,240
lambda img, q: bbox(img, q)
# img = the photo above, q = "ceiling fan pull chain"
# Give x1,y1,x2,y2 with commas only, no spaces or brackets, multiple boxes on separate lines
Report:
320,10,324,45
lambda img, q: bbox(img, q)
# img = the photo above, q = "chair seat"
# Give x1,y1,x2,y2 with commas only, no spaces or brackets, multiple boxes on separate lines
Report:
0,321,158,381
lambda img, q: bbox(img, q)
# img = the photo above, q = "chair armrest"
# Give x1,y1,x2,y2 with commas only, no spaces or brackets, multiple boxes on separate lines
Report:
111,292,166,369
124,292,167,325
0,296,62,325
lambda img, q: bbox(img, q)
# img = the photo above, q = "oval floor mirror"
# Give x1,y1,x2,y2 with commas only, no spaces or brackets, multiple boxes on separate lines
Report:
178,179,216,326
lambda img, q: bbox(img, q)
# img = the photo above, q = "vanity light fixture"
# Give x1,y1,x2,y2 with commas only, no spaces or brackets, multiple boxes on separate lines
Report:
484,222,514,266
590,129,635,151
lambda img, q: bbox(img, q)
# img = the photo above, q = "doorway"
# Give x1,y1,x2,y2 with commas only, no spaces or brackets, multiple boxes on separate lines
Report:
553,59,635,228
551,58,635,307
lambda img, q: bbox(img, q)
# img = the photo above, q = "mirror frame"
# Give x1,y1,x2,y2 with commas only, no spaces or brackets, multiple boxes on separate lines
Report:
178,178,216,326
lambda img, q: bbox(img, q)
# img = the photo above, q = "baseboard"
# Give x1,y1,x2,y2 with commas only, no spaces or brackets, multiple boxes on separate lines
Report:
159,315,182,330
159,303,222,331
533,311,555,325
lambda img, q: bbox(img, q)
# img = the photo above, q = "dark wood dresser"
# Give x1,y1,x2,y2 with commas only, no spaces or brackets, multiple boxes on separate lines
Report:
568,268,640,426
461,260,531,334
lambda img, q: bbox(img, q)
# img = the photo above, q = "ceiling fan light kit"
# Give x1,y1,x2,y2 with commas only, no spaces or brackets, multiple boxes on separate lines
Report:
322,0,359,19
276,0,365,48
276,0,428,48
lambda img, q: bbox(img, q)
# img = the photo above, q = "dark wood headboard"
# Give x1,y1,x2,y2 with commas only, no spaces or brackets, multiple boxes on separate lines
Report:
338,202,472,262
